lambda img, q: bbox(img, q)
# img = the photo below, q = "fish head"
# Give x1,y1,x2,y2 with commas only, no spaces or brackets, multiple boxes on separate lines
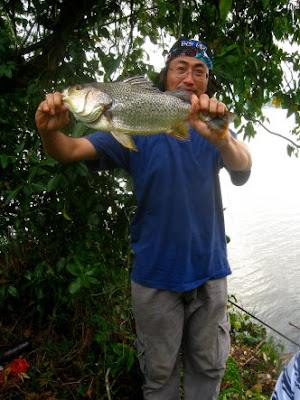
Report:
62,84,112,123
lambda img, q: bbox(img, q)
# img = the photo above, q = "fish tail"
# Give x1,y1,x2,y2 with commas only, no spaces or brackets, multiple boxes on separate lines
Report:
199,111,236,137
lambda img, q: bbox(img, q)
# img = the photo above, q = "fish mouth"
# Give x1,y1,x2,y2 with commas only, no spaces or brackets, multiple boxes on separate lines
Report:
61,92,73,110
62,97,85,119
62,96,72,110
62,98,75,117
61,89,69,104
62,92,103,123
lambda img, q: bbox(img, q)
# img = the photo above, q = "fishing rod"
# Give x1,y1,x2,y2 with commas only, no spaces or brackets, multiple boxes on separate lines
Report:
289,322,300,331
228,299,300,348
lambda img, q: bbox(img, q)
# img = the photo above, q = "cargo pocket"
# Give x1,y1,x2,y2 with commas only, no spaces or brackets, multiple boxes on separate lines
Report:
217,313,231,368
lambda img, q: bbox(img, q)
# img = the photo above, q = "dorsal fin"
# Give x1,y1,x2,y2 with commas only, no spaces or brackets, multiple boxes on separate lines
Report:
120,76,160,91
165,89,191,103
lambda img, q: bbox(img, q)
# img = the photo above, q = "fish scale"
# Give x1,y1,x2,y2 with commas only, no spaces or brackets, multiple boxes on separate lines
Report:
96,82,190,134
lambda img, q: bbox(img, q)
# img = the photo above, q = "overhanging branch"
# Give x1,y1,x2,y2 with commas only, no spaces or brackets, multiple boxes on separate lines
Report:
251,119,300,149
0,0,105,94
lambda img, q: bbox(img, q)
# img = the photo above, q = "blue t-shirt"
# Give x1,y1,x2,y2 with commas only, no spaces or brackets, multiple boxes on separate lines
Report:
86,128,249,291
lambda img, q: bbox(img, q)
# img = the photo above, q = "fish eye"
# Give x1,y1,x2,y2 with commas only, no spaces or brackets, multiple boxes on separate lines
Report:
75,84,82,90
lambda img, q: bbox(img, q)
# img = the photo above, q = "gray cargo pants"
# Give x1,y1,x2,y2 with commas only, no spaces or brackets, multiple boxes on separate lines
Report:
131,278,230,400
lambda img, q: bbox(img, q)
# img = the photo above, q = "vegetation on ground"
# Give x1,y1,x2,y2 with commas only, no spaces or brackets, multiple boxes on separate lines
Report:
0,285,285,399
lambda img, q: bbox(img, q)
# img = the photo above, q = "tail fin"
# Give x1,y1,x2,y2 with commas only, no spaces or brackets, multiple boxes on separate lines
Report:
199,111,236,137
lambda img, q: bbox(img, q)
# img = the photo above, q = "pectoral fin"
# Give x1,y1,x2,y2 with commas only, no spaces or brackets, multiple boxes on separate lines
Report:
166,122,190,141
111,130,138,151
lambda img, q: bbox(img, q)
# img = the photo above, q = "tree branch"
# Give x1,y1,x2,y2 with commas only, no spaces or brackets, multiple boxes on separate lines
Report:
0,0,104,94
178,0,184,38
251,119,300,149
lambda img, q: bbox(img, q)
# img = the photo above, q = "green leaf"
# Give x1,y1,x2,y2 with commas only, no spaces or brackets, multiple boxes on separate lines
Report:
80,275,91,288
87,277,100,285
62,208,72,221
0,65,7,78
46,174,62,192
5,69,12,78
219,0,232,20
105,54,123,78
15,140,26,154
85,265,100,276
262,0,270,9
287,144,294,157
28,165,39,182
66,263,82,277
23,184,33,197
24,271,32,280
234,321,242,330
8,286,19,297
5,186,22,205
28,153,40,164
87,213,100,226
68,277,82,294
0,154,9,168
31,183,47,193
71,122,86,138
76,162,89,177
244,122,256,139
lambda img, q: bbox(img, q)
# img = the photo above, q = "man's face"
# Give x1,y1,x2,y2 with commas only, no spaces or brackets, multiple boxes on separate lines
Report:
166,56,209,97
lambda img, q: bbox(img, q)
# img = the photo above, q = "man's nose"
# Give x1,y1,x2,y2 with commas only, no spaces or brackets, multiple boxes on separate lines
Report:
182,71,195,84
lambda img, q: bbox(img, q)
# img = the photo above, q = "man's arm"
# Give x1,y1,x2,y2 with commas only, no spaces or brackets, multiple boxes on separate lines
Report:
215,135,252,171
188,94,252,171
35,92,98,162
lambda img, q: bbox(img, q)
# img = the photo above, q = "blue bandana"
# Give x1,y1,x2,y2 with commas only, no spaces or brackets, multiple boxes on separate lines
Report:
195,51,213,70
167,39,213,70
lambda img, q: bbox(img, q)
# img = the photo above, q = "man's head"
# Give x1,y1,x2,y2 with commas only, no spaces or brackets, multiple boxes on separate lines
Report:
156,39,215,97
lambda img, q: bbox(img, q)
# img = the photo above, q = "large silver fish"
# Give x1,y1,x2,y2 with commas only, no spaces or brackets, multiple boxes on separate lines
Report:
62,76,235,151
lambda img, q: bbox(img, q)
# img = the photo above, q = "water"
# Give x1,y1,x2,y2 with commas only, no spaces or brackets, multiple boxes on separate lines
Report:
221,107,300,354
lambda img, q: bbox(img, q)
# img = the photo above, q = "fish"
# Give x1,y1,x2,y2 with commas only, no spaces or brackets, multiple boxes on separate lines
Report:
62,76,235,151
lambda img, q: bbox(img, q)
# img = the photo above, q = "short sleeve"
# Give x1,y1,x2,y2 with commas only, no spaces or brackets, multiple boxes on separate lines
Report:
84,131,130,172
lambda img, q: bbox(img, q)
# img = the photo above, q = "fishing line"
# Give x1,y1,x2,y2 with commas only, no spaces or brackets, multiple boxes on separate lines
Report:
228,299,300,348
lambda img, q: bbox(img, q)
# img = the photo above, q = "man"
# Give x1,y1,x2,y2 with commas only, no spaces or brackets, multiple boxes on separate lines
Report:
35,38,252,400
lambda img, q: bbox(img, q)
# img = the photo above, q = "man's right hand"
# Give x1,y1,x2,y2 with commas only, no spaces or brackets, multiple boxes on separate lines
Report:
35,92,70,134
35,92,98,163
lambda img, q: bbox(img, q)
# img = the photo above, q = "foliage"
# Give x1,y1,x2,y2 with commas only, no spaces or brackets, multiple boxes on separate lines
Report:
0,0,298,398
0,292,283,398
218,298,283,399
0,76,137,397
0,223,142,398
0,0,299,138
